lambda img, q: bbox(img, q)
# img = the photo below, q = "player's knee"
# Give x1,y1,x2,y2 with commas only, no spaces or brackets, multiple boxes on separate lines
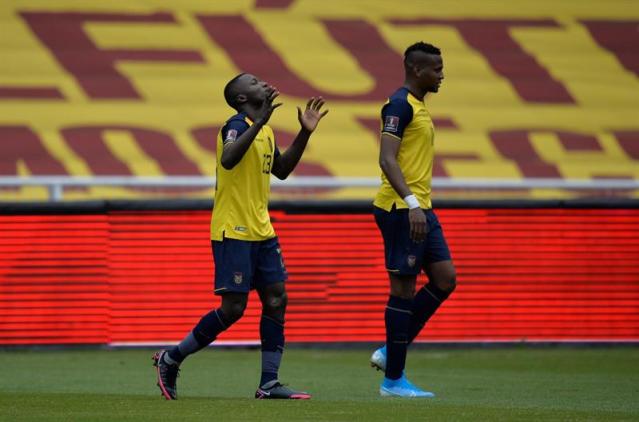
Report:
226,303,246,323
264,291,288,314
222,299,247,323
436,273,457,294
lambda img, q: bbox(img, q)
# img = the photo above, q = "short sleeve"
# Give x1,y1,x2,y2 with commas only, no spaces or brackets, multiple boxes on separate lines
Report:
380,99,413,139
221,119,250,145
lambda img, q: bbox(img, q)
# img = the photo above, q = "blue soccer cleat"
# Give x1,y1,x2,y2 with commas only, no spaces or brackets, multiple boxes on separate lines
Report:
380,375,435,398
370,345,387,371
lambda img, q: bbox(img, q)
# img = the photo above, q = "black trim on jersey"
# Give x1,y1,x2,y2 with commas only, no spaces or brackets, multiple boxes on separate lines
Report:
380,87,413,139
221,112,250,145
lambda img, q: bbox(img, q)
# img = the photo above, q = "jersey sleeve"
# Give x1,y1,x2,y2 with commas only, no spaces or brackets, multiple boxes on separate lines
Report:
380,99,413,140
221,119,250,145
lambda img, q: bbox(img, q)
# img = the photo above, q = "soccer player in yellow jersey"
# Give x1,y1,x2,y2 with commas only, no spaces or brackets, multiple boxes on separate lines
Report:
153,73,328,400
370,42,457,398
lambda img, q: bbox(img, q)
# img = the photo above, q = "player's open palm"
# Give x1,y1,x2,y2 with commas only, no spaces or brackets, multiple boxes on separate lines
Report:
257,88,282,126
298,97,328,132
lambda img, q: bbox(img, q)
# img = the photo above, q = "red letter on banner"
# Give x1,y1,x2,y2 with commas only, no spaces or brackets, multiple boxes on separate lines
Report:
580,20,639,77
61,126,200,175
613,130,639,160
0,86,64,99
20,12,205,99
196,15,401,100
490,129,562,178
389,18,575,104
0,126,66,175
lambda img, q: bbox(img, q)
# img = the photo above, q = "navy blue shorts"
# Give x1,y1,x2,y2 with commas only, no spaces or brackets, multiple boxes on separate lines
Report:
374,206,451,276
212,236,287,295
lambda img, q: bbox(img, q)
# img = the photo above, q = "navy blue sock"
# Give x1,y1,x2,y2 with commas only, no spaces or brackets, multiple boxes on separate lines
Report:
259,315,284,387
385,295,413,380
407,283,451,344
168,309,230,363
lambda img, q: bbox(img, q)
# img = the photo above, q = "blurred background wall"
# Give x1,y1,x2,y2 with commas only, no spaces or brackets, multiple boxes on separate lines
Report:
1,0,637,200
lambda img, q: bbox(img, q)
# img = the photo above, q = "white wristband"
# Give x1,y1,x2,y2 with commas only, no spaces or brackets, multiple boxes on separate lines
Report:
403,194,420,209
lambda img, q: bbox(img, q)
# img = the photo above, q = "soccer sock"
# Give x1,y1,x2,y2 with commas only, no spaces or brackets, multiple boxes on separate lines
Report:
407,283,451,344
384,295,413,380
167,309,230,363
259,315,285,387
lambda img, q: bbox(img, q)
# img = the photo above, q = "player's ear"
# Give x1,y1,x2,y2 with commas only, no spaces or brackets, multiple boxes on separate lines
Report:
236,94,247,105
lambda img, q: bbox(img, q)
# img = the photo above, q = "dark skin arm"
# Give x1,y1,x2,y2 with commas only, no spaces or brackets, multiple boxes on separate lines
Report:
378,133,427,242
220,90,282,170
271,97,328,180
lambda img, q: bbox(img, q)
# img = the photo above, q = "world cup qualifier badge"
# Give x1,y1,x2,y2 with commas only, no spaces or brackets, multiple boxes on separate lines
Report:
384,115,399,132
224,129,238,144
233,272,243,285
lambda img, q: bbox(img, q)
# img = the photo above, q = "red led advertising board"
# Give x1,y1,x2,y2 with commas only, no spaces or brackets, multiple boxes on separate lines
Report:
1,208,638,345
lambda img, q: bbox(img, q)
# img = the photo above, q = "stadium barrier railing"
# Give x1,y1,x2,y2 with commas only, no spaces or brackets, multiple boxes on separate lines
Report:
1,176,639,201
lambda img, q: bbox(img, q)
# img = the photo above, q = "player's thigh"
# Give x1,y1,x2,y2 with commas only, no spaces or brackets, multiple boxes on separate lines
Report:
424,260,456,292
253,237,287,290
374,206,426,275
211,238,256,295
388,272,418,299
423,210,452,265
422,211,456,292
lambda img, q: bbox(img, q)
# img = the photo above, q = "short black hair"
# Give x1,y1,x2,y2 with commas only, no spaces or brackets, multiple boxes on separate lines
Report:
223,73,246,110
404,42,441,63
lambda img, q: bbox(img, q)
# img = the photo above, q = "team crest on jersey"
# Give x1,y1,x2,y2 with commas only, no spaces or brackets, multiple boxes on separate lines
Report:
224,129,238,144
407,255,416,268
384,115,399,132
233,272,243,284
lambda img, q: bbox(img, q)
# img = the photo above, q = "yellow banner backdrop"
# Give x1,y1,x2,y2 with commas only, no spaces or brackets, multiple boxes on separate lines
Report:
1,0,638,199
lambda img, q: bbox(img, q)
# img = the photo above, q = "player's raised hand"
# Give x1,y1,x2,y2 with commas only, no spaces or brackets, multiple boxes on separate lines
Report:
298,97,329,133
256,87,282,125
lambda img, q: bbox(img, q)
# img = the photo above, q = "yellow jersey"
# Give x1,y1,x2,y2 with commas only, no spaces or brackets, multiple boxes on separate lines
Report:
373,87,435,211
210,112,278,241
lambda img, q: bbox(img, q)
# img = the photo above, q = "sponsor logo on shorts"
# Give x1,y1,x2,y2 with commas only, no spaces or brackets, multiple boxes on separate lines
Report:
384,115,399,132
407,255,416,268
233,272,243,284
276,248,286,271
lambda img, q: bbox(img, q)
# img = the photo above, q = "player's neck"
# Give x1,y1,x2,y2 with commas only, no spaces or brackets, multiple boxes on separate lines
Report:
403,81,426,101
239,105,260,123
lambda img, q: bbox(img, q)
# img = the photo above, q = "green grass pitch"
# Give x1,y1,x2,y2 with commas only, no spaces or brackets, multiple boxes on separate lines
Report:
1,347,637,421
